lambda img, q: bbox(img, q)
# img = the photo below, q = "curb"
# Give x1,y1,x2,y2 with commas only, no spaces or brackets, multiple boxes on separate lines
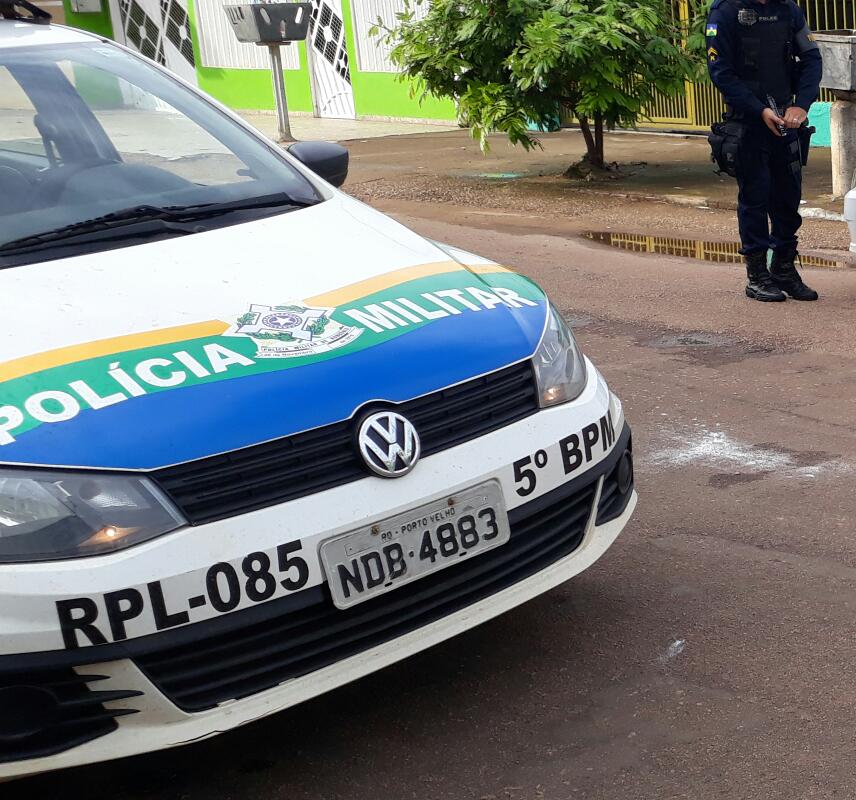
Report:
572,187,736,210
575,187,844,218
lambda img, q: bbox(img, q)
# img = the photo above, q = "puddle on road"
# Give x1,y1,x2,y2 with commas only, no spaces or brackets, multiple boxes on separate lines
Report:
648,332,736,349
477,172,524,179
643,329,776,366
584,231,848,269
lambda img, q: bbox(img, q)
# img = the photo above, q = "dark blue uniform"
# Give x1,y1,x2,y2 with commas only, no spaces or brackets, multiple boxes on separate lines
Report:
706,0,822,256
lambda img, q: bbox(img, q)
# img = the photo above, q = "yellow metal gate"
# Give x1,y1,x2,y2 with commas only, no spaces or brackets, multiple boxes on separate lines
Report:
567,0,856,132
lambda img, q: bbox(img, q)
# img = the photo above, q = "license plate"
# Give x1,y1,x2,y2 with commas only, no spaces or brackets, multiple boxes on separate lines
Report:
320,481,510,609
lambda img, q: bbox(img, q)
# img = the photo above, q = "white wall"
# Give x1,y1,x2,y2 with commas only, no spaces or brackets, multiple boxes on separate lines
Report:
195,0,301,69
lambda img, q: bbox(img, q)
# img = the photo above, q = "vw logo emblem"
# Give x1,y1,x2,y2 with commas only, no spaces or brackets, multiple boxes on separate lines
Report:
357,411,421,478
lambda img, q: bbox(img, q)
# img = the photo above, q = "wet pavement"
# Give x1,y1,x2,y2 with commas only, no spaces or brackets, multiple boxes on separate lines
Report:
343,128,852,256
9,133,856,799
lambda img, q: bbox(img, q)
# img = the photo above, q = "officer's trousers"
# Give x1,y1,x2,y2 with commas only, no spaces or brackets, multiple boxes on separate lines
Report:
736,124,803,256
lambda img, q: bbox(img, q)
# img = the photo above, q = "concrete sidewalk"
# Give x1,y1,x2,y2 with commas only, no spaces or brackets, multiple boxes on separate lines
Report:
237,111,456,142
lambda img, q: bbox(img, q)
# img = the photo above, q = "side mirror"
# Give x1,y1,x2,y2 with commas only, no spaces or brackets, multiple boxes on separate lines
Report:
287,141,349,188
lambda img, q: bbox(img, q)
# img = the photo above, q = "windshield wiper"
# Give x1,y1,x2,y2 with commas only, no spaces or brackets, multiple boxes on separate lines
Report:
162,191,319,218
0,216,199,256
0,192,317,255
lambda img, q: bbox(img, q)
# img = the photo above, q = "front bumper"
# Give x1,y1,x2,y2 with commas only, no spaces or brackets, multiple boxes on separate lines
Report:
0,363,634,779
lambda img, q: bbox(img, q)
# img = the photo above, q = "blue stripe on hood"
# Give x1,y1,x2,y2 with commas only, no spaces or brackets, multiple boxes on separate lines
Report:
2,299,546,470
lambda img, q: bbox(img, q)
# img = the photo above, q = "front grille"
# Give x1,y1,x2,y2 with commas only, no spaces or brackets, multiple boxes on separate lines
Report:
137,474,597,712
0,668,140,764
153,361,539,525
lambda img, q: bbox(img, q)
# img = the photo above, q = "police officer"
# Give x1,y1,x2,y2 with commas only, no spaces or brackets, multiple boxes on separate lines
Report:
706,0,823,302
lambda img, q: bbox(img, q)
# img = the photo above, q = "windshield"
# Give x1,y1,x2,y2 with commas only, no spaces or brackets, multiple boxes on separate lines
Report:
0,42,321,265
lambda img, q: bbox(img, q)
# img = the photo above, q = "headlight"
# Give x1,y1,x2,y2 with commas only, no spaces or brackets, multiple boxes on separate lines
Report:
0,471,185,563
533,304,588,407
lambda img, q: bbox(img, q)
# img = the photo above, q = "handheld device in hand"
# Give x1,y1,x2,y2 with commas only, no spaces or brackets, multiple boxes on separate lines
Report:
767,95,787,136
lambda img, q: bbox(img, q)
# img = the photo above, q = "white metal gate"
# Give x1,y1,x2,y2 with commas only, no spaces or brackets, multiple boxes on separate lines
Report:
307,0,355,118
107,0,198,86
351,0,427,73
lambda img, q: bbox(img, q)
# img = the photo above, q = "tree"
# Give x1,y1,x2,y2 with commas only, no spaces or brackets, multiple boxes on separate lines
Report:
375,0,707,170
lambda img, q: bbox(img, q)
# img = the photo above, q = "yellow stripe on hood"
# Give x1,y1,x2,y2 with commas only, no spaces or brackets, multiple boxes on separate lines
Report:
0,260,513,383
0,321,229,383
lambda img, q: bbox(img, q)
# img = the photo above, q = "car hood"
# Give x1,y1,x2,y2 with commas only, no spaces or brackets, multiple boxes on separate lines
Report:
0,195,548,470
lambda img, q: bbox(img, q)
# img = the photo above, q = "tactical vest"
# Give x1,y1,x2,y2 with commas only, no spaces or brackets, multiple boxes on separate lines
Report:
728,0,796,106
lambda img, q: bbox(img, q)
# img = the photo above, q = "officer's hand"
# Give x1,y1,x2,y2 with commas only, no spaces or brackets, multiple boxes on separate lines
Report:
761,108,786,136
783,106,808,129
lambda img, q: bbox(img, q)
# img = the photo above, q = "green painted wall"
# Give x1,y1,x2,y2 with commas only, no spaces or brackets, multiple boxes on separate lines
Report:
60,2,125,108
61,0,114,39
195,60,313,112
349,71,456,120
185,1,313,112
73,64,125,107
338,0,455,121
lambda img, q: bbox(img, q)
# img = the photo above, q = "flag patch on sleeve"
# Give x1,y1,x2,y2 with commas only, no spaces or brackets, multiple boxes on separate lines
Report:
706,23,718,36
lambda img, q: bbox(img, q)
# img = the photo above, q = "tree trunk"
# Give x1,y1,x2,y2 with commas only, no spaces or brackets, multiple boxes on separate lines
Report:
593,113,605,168
578,116,597,164
577,115,606,170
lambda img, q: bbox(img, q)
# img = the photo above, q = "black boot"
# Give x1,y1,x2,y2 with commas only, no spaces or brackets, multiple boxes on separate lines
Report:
744,251,786,302
769,246,819,301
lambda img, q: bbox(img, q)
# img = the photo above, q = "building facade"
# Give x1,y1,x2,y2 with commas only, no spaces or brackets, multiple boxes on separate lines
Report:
62,0,843,142
62,0,457,121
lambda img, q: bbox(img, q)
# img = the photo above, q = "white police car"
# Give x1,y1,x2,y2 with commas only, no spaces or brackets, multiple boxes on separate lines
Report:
0,6,636,780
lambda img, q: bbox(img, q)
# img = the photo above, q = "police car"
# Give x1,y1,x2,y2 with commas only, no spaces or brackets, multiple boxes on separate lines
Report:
0,6,636,780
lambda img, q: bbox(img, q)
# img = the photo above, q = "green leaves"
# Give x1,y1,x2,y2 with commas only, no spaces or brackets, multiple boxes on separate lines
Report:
375,0,706,162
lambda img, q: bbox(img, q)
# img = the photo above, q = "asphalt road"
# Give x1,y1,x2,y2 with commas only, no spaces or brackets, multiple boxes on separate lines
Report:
11,178,856,799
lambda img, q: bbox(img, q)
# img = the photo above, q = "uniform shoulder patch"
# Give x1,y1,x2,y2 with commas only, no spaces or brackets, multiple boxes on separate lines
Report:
795,21,820,52
708,46,719,63
706,23,718,37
